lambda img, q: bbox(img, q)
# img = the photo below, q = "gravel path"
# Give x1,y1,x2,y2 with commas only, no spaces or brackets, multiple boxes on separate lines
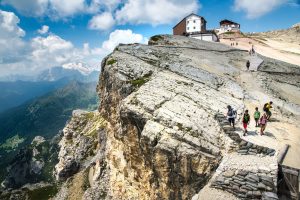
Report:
195,184,239,200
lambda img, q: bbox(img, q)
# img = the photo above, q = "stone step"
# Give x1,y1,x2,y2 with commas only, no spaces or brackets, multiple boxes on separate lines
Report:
247,56,264,71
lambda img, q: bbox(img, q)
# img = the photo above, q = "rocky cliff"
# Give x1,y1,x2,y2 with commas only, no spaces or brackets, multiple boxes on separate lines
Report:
53,35,300,200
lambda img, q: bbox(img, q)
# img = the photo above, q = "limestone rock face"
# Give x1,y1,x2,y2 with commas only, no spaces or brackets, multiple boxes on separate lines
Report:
54,35,298,199
55,110,106,181
96,35,246,199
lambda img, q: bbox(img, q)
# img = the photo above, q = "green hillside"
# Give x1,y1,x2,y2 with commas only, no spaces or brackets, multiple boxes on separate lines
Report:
0,81,99,181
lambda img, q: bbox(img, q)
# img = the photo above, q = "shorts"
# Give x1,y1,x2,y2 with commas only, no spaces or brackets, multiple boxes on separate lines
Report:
266,110,272,116
243,122,248,129
228,118,235,124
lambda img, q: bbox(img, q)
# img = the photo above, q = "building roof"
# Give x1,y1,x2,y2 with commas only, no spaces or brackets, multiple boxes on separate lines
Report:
220,19,240,26
173,13,207,29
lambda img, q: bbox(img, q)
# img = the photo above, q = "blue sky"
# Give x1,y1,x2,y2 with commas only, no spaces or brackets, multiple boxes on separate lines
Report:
0,0,299,76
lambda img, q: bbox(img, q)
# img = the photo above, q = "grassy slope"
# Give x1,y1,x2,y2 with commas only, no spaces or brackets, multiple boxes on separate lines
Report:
0,80,99,181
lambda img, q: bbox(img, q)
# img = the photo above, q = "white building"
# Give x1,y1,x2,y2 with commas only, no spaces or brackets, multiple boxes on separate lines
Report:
173,13,219,42
217,19,240,34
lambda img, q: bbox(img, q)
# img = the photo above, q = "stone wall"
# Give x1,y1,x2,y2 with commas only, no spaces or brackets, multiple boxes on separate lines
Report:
211,167,278,199
215,113,276,156
211,153,278,199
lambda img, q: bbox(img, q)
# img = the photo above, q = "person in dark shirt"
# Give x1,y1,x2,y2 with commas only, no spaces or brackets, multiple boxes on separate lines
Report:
242,110,250,136
246,60,250,71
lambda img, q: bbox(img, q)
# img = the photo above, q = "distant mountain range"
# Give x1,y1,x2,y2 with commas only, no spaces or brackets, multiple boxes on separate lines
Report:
0,63,99,82
0,65,99,113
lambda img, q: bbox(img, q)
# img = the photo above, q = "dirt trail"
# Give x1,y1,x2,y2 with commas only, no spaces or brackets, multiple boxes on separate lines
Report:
221,38,300,67
236,69,300,169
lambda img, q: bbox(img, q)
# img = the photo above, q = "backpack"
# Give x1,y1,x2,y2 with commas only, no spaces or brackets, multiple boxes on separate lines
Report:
243,114,250,123
263,103,268,111
227,109,236,118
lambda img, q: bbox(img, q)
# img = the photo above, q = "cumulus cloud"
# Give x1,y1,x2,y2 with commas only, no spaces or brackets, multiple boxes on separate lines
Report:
49,0,85,17
101,29,147,52
30,35,78,69
2,0,199,27
86,0,122,13
88,12,115,31
1,0,48,17
81,29,147,69
0,10,147,76
233,0,291,19
0,10,26,66
115,0,200,25
1,0,121,18
38,25,49,34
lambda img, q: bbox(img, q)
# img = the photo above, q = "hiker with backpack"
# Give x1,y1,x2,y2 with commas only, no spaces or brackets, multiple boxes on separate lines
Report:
254,107,261,127
227,105,236,129
260,113,268,135
263,101,273,120
246,60,250,71
242,110,250,136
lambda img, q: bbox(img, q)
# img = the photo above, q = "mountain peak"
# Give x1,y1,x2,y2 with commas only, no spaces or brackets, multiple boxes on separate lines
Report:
62,62,95,75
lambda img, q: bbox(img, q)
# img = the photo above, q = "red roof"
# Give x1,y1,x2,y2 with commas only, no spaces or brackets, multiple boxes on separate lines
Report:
220,19,240,26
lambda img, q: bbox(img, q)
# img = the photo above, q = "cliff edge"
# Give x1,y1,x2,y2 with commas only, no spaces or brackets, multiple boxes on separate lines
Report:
53,35,300,200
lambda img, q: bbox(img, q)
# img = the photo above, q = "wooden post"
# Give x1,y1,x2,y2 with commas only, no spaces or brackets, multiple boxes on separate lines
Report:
278,144,289,164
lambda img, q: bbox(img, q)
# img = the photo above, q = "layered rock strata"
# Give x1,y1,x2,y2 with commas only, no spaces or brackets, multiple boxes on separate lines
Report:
53,35,298,200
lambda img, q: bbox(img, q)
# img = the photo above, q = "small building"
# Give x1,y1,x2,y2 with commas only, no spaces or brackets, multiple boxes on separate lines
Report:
218,19,240,34
173,13,219,42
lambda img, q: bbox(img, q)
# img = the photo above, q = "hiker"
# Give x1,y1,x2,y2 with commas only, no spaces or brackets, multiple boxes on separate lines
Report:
242,110,250,136
263,101,273,120
260,113,268,135
246,60,250,70
254,107,261,127
227,105,236,129
251,45,255,55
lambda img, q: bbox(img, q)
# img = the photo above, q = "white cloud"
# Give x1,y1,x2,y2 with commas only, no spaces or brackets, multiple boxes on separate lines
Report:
88,12,115,31
30,35,77,68
38,25,49,34
1,0,48,16
1,0,121,18
233,0,289,19
115,0,199,25
0,10,26,67
49,0,85,17
0,11,146,76
86,0,121,13
81,29,147,69
101,29,147,52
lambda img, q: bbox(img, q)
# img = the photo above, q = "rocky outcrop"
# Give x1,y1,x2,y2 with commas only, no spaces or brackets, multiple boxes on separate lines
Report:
94,35,252,200
55,110,106,181
53,35,300,199
1,136,58,189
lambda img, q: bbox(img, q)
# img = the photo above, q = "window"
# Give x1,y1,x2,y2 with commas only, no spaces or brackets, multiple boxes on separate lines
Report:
193,20,196,23
193,27,196,29
187,27,189,30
